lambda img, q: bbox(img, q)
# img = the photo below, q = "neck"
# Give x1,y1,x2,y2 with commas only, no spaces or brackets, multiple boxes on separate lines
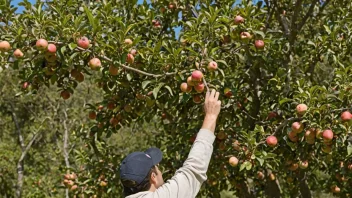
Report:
148,184,157,192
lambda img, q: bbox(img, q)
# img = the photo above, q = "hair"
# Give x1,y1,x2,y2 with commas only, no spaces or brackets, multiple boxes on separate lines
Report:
122,166,158,197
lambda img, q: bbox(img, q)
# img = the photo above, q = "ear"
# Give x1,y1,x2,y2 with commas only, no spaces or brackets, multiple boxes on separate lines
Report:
150,172,157,185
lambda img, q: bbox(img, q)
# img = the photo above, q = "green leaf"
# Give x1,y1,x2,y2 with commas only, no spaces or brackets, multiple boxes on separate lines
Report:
324,25,331,34
164,86,174,96
256,158,264,166
347,144,352,156
279,98,293,105
153,83,165,99
142,81,152,89
239,163,246,171
84,6,97,33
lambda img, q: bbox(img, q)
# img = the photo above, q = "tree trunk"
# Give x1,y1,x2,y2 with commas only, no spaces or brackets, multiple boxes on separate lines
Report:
62,108,70,198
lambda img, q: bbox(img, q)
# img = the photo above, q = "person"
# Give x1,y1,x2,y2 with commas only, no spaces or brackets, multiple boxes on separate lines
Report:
119,89,221,198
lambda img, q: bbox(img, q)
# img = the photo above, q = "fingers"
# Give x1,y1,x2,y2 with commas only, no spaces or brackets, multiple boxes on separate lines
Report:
205,90,211,102
210,89,216,100
214,91,220,101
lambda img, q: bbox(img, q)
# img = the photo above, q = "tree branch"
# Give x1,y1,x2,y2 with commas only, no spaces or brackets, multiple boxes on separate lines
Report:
272,117,302,136
10,104,25,152
272,1,290,37
297,0,319,31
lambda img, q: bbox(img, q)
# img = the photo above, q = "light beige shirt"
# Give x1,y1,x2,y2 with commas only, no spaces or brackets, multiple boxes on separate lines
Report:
126,129,215,198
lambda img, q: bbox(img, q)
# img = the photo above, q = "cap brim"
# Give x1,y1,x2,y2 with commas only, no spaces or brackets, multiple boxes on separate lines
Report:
145,147,162,165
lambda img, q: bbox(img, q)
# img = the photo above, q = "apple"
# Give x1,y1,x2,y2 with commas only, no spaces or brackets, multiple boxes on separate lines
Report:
240,32,252,40
193,95,202,104
288,131,298,142
77,36,90,49
13,49,24,58
217,131,227,140
305,128,316,140
124,105,132,112
296,104,308,115
22,82,29,89
127,53,134,64
47,44,57,53
287,177,293,183
187,76,195,86
229,157,239,167
107,102,116,110
168,2,176,9
70,69,79,78
75,72,84,82
331,185,340,193
100,181,108,187
322,129,333,142
124,39,133,45
208,61,218,71
257,171,265,180
194,82,205,93
269,173,275,181
36,39,48,50
109,65,119,76
266,135,278,147
45,52,57,62
65,180,74,187
299,161,308,169
234,15,244,24
70,185,78,191
232,140,241,151
255,40,265,49
322,145,332,153
348,164,352,171
64,174,71,180
180,82,189,93
61,90,71,100
267,111,277,120
98,105,104,111
0,41,11,52
341,111,352,121
224,88,233,98
89,58,101,70
291,122,304,133
109,117,119,127
191,70,203,82
130,49,137,56
89,111,97,120
160,7,166,13
289,163,298,171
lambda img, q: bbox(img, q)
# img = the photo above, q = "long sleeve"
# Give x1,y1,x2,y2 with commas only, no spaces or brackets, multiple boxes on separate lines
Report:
147,129,215,198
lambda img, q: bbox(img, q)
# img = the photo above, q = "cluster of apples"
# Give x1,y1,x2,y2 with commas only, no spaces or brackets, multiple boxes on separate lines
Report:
63,173,78,191
234,15,265,49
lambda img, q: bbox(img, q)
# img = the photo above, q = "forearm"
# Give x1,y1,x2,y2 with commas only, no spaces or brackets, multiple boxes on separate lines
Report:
201,115,218,133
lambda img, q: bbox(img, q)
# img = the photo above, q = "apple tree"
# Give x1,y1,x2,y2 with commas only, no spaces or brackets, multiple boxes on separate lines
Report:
1,0,352,197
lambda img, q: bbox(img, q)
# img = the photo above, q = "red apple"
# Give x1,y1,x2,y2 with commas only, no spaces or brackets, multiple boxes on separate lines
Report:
193,95,202,103
266,135,278,147
77,36,90,49
194,82,205,93
74,72,84,82
224,88,233,98
257,171,265,180
191,70,203,82
124,39,133,45
322,129,333,142
22,82,29,89
229,157,239,167
168,2,176,9
70,185,78,191
255,40,265,49
71,69,79,78
291,122,304,133
47,44,57,53
127,53,134,64
217,131,227,140
13,49,24,58
130,49,137,56
109,117,119,127
269,173,276,181
234,15,244,24
299,161,309,169
240,32,252,40
0,41,11,52
288,131,298,142
341,111,352,121
36,39,48,50
187,76,195,86
61,90,71,100
109,65,119,76
289,163,299,171
208,61,218,71
124,105,132,113
89,111,97,120
180,82,191,93
89,58,101,70
296,104,308,115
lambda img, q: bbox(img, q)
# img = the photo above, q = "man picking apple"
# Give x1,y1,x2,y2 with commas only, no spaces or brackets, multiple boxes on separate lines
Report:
120,89,221,197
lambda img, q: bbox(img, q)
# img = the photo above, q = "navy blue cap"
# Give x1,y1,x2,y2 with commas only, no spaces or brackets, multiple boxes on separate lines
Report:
120,148,162,186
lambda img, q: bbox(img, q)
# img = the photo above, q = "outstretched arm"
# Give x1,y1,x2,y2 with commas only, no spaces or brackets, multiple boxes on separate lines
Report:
153,90,221,198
